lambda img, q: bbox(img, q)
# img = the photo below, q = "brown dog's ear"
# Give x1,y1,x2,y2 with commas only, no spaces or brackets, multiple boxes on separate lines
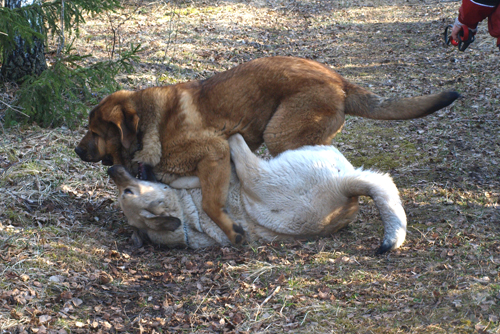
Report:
102,105,139,149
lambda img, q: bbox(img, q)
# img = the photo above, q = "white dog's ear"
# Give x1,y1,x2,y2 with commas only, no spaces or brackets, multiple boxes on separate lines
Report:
140,209,181,232
139,209,158,219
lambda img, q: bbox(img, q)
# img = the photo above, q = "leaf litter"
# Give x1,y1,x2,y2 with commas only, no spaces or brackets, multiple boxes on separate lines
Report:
1,0,499,333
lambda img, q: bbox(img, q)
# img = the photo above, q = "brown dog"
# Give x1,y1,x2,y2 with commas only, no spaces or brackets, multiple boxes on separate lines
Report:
75,56,459,244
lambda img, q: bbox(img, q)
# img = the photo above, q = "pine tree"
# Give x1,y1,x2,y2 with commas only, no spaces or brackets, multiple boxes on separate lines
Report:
0,0,140,128
1,0,47,82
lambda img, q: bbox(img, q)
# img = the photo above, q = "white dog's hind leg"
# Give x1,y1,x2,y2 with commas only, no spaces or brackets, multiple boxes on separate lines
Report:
339,170,407,254
228,134,263,183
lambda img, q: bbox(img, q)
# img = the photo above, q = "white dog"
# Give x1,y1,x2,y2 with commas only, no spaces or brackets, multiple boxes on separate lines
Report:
108,134,407,254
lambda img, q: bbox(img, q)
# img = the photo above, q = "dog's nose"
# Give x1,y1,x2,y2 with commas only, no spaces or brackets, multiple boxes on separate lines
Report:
107,165,117,176
107,165,134,185
74,146,85,158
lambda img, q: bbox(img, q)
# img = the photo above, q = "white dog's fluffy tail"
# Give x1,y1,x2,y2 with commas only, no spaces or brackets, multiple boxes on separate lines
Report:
338,169,407,254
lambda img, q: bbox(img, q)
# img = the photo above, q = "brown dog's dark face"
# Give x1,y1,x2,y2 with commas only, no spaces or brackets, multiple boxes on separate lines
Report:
75,91,139,166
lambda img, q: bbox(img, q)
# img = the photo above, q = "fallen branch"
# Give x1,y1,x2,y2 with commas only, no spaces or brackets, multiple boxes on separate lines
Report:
255,286,281,320
0,99,29,118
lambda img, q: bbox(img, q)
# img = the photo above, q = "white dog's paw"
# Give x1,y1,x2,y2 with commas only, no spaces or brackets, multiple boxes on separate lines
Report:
228,133,245,146
228,134,248,158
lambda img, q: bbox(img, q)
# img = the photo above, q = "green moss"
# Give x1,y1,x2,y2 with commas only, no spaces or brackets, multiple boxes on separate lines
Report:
335,120,422,170
177,6,223,16
4,209,30,226
349,153,404,170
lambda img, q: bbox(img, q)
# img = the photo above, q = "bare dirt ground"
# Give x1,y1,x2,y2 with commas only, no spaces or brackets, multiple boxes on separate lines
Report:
1,0,500,333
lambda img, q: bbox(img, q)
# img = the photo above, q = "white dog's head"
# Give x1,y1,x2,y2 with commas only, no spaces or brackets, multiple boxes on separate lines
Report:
107,165,182,233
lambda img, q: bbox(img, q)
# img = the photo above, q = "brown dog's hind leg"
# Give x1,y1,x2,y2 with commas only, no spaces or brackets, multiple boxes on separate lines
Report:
196,139,245,244
263,93,346,155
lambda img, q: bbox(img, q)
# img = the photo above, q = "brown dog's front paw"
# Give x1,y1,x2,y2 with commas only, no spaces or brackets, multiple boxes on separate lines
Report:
232,223,246,245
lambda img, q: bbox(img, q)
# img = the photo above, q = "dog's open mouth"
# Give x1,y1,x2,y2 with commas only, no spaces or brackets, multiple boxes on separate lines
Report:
102,155,114,166
136,163,157,181
137,163,147,180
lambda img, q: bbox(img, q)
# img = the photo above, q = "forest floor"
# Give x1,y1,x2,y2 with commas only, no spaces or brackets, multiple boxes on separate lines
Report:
1,0,500,333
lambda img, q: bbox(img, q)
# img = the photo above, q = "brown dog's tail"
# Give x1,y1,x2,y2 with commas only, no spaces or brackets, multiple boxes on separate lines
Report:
343,82,460,120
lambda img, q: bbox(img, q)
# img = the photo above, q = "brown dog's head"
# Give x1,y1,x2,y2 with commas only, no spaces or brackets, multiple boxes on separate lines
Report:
75,90,139,166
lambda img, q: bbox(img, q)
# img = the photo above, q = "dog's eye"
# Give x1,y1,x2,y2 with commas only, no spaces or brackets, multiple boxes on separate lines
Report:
124,188,134,195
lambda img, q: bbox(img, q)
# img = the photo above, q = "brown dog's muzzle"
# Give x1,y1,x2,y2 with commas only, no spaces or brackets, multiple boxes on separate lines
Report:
74,146,86,160
75,146,114,166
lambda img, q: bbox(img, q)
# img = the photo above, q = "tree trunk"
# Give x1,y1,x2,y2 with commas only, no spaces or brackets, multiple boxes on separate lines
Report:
1,0,47,83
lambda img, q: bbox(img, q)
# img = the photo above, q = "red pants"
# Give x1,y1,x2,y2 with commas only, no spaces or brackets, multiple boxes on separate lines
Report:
459,0,500,46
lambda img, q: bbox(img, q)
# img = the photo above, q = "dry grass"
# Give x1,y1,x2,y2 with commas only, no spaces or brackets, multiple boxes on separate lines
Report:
1,0,499,333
